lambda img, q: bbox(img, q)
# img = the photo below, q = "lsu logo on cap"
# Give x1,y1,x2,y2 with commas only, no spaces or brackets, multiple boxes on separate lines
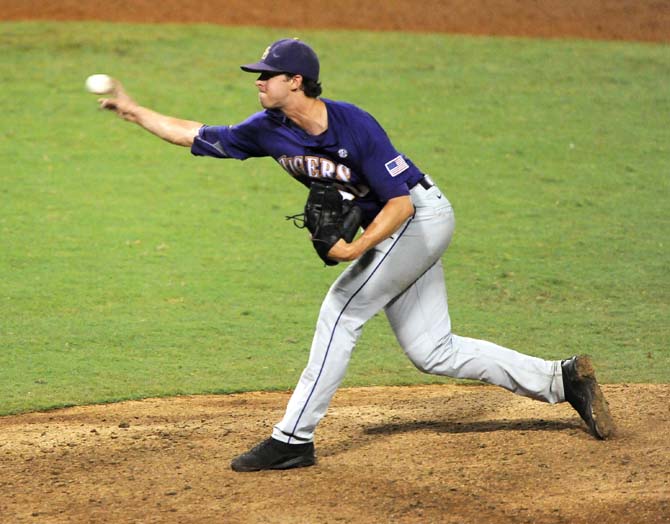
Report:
262,38,300,60
385,155,409,177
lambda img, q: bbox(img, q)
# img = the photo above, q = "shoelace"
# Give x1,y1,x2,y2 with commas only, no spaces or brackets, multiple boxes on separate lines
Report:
285,213,306,229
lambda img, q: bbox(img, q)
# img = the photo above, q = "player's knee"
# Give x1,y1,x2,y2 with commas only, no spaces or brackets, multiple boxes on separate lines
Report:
406,333,453,374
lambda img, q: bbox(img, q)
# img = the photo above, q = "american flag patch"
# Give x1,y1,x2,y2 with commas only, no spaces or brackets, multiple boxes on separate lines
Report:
385,155,409,177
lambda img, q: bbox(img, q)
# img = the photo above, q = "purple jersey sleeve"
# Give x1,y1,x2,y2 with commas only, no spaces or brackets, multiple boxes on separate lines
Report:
191,113,268,160
331,102,419,202
357,124,413,201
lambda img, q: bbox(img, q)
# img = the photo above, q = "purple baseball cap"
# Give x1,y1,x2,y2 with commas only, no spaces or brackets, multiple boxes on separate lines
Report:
240,38,320,81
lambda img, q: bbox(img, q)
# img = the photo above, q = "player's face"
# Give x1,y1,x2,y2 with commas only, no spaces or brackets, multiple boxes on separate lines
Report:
255,72,295,109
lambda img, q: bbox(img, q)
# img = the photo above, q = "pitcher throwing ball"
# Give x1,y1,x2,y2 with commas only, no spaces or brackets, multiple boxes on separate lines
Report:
97,38,615,472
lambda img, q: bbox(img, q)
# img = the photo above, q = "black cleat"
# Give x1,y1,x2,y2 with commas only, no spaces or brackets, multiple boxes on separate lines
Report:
231,437,316,472
562,355,615,439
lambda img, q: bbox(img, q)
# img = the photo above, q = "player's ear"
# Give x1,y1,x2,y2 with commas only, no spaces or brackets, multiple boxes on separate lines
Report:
289,74,304,92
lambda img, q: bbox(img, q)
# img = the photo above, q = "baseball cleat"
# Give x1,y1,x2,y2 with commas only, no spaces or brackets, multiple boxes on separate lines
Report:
561,355,615,439
230,437,316,472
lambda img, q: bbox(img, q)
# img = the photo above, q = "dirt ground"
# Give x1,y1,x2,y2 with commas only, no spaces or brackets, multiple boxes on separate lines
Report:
2,0,670,42
2,2,670,523
1,385,669,523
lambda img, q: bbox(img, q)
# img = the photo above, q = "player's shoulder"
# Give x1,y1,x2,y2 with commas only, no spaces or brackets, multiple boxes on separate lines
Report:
221,109,285,134
323,98,370,118
323,98,383,132
241,109,280,126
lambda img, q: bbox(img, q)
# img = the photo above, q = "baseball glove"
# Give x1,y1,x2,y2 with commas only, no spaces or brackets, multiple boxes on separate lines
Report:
287,181,363,266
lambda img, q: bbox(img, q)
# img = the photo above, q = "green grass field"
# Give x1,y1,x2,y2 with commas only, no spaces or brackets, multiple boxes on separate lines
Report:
1,22,668,415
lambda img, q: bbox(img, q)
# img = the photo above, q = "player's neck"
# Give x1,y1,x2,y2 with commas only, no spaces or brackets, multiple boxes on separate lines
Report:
282,98,327,136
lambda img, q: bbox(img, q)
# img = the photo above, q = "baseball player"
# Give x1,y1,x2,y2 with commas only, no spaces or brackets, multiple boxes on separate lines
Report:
98,38,614,472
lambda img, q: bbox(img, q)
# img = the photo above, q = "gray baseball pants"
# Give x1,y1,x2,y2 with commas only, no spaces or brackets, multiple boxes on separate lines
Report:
273,181,564,444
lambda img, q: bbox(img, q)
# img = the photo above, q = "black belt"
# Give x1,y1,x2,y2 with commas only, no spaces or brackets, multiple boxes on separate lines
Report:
413,175,434,190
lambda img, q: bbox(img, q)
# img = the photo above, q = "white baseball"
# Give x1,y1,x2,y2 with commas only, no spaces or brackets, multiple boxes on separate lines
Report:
85,74,114,94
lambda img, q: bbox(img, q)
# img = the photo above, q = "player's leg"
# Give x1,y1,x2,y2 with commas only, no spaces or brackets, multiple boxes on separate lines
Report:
384,259,564,403
271,232,430,444
385,255,615,437
270,184,456,446
232,220,437,470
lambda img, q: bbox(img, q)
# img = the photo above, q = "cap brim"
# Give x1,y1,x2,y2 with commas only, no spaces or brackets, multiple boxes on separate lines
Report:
240,62,283,73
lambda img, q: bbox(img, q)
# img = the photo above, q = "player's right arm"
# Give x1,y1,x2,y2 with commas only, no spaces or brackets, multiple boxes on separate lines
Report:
98,80,202,147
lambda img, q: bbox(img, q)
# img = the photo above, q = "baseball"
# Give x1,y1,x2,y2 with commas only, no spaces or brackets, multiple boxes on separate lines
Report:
85,74,114,94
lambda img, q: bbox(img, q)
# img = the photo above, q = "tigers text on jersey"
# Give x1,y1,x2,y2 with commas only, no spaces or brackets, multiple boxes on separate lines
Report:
190,99,426,226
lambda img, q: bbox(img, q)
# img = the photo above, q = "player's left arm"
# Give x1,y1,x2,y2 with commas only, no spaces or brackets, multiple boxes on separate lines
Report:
327,195,414,261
